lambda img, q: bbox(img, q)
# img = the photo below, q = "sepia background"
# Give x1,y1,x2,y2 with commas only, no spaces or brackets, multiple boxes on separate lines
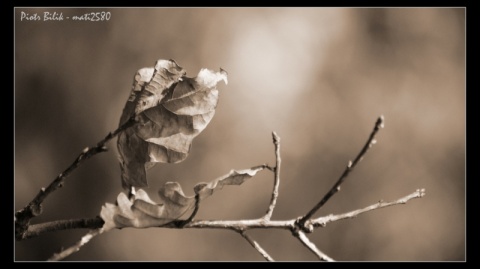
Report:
14,8,465,261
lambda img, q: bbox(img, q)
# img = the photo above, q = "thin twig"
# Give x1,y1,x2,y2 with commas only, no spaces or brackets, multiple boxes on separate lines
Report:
238,230,275,261
15,116,136,240
297,116,385,230
172,194,201,228
184,194,201,223
294,231,334,261
48,229,102,261
264,132,281,220
22,217,104,240
312,188,426,228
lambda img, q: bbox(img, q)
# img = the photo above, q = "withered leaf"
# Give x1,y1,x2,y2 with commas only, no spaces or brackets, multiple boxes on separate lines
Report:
100,189,187,231
117,59,228,190
100,166,265,231
193,166,266,200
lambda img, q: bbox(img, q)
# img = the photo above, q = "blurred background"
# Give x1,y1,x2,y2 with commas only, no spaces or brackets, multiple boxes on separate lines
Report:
14,8,465,261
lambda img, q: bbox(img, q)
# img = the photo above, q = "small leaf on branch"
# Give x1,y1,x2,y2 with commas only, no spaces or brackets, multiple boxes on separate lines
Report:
194,166,266,200
100,166,265,230
117,59,228,190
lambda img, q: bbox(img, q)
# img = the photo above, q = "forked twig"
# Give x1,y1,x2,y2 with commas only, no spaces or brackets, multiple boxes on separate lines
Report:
171,189,424,230
297,116,385,230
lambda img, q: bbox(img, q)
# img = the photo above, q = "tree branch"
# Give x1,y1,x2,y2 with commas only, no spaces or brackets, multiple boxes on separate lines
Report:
165,189,424,230
294,231,334,261
47,188,424,260
264,131,281,220
238,230,275,261
21,217,104,240
17,115,426,262
15,116,136,240
48,229,102,261
297,115,385,231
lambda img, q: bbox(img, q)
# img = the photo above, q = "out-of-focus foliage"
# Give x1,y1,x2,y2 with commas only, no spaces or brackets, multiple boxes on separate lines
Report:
15,8,465,261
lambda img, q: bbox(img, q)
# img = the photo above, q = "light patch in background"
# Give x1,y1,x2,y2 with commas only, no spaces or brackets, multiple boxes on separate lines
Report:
228,9,347,132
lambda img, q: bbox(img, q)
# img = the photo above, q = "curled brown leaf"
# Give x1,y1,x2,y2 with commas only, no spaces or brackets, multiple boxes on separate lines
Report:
117,59,228,189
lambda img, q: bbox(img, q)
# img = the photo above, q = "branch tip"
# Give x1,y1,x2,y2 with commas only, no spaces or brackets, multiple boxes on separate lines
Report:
377,115,385,129
417,188,426,197
272,131,280,144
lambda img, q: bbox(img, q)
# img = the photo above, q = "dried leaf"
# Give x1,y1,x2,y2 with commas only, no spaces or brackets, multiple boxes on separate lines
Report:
194,166,266,200
100,188,192,232
117,59,228,189
100,166,265,231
